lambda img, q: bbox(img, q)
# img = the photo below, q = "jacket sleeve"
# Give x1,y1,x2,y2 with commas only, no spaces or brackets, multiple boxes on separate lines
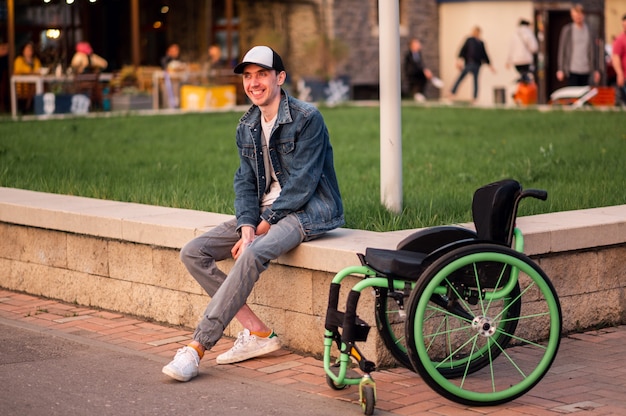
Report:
588,28,599,72
557,25,569,72
480,41,491,65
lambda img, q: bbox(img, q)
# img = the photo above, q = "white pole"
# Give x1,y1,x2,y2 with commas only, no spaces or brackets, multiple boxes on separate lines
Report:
378,0,403,214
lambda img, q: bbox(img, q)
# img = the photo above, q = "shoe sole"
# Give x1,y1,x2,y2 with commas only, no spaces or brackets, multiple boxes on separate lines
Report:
216,340,282,365
162,365,197,382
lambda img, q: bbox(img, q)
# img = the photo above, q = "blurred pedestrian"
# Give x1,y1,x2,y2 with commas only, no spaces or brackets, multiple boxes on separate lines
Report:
403,38,433,102
160,43,184,108
0,39,9,112
202,44,230,84
13,41,42,113
71,41,107,74
160,43,183,71
556,4,600,86
612,14,626,104
449,26,495,103
506,19,538,82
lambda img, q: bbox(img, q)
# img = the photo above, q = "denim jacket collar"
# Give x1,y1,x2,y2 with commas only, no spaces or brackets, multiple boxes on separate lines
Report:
239,89,292,128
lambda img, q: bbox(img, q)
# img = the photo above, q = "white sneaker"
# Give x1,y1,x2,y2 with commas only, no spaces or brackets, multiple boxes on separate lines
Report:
216,329,281,364
162,346,200,382
431,76,444,89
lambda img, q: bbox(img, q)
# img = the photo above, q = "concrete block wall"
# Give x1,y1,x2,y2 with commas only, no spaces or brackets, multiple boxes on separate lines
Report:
1,187,625,361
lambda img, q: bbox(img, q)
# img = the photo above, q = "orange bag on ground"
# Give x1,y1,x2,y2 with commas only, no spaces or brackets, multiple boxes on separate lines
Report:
513,81,537,105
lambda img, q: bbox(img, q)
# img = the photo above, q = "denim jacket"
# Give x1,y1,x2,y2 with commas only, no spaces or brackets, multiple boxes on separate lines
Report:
234,90,344,240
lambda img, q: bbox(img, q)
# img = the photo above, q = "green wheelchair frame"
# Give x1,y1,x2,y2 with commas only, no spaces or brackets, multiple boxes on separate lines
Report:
323,179,562,415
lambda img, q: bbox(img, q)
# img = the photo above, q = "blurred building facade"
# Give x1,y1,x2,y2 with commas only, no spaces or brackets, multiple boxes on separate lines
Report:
2,0,624,106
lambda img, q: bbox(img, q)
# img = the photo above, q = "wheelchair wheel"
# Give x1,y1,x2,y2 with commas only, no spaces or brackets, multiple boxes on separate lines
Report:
374,287,412,368
405,244,561,406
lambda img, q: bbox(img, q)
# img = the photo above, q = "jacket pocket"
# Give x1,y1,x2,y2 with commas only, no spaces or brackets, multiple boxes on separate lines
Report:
241,145,255,159
276,140,295,155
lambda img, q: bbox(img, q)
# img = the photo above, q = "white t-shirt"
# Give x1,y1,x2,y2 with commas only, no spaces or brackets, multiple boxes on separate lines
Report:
570,25,591,74
260,115,281,207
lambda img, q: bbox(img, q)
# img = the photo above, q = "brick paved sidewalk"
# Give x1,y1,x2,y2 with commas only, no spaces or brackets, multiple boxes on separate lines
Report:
1,289,625,415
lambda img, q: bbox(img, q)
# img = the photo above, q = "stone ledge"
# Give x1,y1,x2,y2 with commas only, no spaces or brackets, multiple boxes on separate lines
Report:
2,187,625,272
1,187,625,359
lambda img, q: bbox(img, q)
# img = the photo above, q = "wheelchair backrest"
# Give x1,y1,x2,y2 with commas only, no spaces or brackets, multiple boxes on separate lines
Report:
472,179,522,245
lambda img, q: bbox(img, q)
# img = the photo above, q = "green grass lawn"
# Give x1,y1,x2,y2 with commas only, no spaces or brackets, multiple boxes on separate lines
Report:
0,105,624,231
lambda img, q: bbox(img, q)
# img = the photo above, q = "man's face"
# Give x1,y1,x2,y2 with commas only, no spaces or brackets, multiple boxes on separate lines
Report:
571,9,584,25
622,18,626,33
209,46,221,62
242,64,285,107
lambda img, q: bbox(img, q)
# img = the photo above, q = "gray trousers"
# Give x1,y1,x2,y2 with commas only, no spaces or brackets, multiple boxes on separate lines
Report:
180,214,304,349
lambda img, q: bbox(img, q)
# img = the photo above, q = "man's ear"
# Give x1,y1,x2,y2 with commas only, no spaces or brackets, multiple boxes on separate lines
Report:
277,71,287,85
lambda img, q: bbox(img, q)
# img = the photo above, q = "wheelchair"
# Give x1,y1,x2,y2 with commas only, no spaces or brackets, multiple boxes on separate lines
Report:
323,179,562,414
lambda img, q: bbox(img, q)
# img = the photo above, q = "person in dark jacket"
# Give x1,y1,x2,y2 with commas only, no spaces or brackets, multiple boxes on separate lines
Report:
403,38,433,101
449,26,495,102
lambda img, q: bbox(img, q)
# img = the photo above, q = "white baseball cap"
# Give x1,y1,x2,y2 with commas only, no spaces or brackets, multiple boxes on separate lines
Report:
233,46,285,74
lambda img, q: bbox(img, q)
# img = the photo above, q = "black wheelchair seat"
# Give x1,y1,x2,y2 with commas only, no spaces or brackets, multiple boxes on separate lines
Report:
363,248,427,280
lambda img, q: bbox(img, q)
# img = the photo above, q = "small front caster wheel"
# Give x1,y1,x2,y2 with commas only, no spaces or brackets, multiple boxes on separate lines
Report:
360,384,375,415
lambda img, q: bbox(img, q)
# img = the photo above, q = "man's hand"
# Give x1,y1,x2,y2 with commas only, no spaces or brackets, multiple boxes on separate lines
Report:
231,226,255,259
231,221,271,259
593,70,601,85
556,70,564,82
255,219,270,236
613,53,624,87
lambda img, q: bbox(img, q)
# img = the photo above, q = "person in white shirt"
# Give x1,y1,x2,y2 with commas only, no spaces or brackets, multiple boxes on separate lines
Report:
71,41,107,74
506,19,538,82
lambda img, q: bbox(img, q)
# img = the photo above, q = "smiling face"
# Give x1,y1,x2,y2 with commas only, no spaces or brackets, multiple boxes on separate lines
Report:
242,64,286,110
